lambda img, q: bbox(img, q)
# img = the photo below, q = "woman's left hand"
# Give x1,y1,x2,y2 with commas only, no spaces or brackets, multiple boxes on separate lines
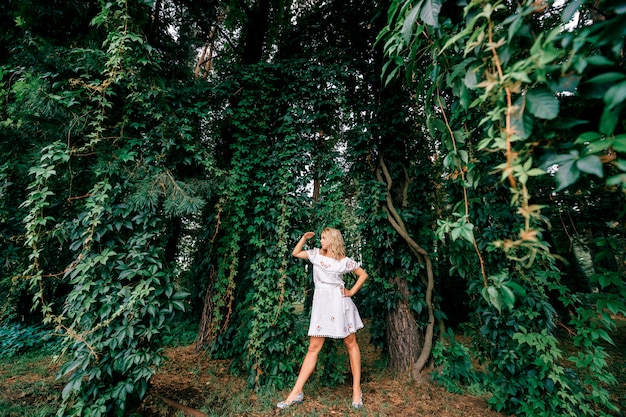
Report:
342,287,354,297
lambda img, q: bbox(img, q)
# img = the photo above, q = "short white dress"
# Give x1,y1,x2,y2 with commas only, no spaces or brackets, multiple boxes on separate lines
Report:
306,248,364,338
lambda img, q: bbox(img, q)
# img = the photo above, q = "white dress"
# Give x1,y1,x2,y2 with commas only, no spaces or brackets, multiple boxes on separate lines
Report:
306,248,364,338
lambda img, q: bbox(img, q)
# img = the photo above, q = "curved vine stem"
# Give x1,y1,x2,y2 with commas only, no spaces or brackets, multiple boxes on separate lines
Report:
376,157,434,379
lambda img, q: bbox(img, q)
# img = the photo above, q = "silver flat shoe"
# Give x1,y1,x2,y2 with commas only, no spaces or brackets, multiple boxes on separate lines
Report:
277,392,304,409
351,389,363,409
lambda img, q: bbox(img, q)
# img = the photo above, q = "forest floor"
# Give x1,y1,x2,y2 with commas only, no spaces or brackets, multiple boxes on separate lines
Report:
137,329,509,417
0,318,624,417
136,317,626,417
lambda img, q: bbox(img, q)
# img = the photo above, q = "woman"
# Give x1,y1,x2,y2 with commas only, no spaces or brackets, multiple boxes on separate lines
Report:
277,227,368,410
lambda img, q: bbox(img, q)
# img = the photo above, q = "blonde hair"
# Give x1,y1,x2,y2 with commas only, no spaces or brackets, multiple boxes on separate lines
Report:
322,227,346,259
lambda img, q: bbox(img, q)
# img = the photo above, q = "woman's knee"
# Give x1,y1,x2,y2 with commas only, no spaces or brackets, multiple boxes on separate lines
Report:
343,333,358,349
308,337,325,353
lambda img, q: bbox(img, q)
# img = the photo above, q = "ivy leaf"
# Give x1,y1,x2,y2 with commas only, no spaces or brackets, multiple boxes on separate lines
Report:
600,104,621,135
555,160,580,192
62,381,75,400
607,173,626,186
420,0,442,27
526,88,559,120
586,72,626,85
604,80,626,110
544,378,555,393
505,281,527,297
460,223,475,242
511,96,533,139
464,66,478,89
500,285,516,310
585,55,615,66
401,1,422,43
579,136,611,154
576,155,604,178
611,134,626,152
574,131,603,144
483,286,503,313
451,225,463,241
505,13,523,42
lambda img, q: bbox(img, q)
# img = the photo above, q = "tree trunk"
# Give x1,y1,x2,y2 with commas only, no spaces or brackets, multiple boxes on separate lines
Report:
386,276,423,371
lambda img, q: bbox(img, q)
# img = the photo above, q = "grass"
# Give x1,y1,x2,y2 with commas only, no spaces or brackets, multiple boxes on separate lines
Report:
0,350,63,417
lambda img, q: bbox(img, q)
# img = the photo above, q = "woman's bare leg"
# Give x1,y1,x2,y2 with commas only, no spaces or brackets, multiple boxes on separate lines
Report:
282,336,325,403
343,333,362,404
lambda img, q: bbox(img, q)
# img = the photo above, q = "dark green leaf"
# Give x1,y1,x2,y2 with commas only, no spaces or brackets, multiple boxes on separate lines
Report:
585,72,626,85
600,104,620,135
576,155,603,178
420,0,442,27
555,161,580,191
611,134,626,152
526,88,559,120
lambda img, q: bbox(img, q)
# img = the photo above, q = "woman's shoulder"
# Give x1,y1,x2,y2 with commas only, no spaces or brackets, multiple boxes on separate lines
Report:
341,256,359,271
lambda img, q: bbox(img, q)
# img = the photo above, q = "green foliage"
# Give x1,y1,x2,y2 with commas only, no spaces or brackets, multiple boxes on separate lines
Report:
378,0,625,415
431,329,480,394
0,323,60,357
473,274,573,416
1,0,214,415
481,271,526,314
161,316,199,347
202,59,360,389
562,261,626,417
51,172,192,416
503,328,586,416
2,0,625,416
317,339,349,387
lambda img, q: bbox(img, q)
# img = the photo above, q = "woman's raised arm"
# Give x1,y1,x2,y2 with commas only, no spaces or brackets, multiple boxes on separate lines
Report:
292,232,315,259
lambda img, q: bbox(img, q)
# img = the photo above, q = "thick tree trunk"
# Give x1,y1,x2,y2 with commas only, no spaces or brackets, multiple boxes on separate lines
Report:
385,276,423,371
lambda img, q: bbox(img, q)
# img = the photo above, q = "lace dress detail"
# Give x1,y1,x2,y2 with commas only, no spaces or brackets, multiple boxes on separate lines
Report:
306,248,364,338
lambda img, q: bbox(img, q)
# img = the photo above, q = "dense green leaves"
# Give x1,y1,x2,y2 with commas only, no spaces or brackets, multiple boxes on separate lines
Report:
1,0,625,416
1,0,216,414
379,0,625,415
